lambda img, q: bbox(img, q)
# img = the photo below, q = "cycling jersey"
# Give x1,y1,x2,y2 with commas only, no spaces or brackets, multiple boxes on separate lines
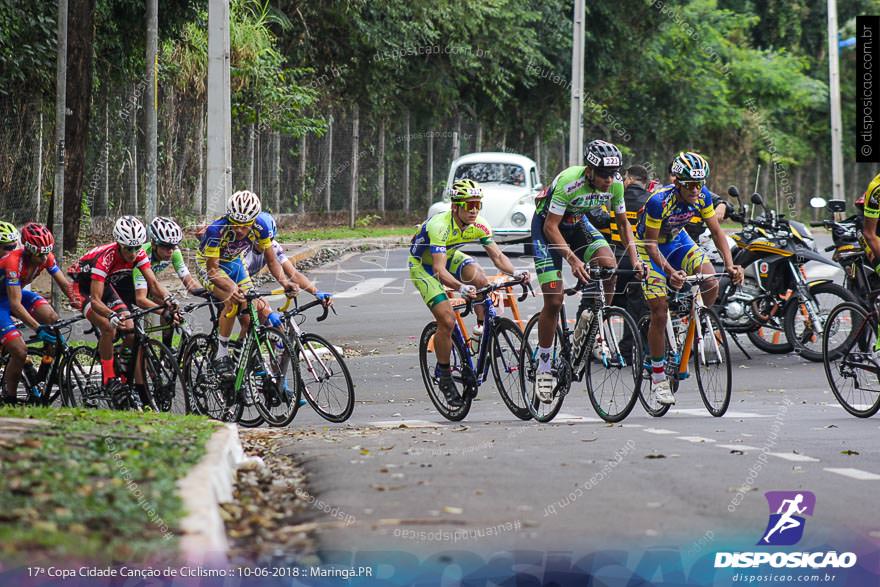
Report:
409,211,494,265
864,172,880,219
536,166,626,224
133,242,190,290
70,243,151,286
197,215,273,262
244,241,288,276
637,185,716,244
0,249,59,295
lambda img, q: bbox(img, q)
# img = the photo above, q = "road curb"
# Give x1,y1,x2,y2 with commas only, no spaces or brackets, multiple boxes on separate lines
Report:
177,423,246,565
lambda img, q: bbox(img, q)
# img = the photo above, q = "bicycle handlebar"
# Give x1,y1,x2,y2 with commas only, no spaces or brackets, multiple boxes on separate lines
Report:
456,278,532,318
563,267,641,296
281,296,335,322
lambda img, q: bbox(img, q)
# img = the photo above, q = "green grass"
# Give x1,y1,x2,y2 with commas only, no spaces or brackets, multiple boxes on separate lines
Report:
277,225,415,242
0,406,219,563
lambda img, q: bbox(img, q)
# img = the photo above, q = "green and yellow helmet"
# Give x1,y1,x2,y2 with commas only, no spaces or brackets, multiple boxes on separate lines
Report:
670,151,710,182
0,221,20,245
449,179,483,203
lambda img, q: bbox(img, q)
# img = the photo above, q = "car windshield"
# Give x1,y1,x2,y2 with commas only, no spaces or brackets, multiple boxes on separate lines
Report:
454,163,526,187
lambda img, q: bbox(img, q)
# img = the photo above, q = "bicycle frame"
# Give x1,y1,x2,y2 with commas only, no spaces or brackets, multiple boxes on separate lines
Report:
668,276,726,377
451,295,501,389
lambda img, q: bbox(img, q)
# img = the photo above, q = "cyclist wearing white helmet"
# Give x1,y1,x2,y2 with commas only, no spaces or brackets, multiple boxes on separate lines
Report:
68,216,177,399
196,190,299,375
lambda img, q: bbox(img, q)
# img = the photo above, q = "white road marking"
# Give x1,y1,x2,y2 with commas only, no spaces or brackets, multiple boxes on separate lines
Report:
676,436,717,443
643,428,679,435
768,452,820,462
333,278,397,298
824,468,880,481
553,413,604,423
717,444,761,451
672,408,770,418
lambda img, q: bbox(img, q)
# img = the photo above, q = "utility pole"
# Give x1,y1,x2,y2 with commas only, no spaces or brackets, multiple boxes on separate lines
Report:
828,0,845,201
145,0,158,220
52,0,68,309
207,0,232,217
568,0,584,166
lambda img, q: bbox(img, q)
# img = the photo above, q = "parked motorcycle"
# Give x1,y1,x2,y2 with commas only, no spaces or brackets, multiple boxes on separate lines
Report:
709,187,855,361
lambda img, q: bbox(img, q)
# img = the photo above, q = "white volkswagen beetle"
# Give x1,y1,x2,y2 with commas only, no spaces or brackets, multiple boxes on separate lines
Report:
428,152,541,253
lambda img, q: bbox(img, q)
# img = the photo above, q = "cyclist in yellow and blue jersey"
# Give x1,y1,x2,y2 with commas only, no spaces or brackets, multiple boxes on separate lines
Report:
637,151,743,405
409,179,529,407
196,190,299,375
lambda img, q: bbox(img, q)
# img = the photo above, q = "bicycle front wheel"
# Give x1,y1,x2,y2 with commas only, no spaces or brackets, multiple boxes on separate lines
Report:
63,345,108,409
489,317,530,420
518,312,566,423
636,315,673,418
586,307,642,423
141,339,187,414
297,332,354,423
823,301,880,417
784,282,856,362
181,334,245,423
418,321,472,421
693,307,732,417
250,327,302,427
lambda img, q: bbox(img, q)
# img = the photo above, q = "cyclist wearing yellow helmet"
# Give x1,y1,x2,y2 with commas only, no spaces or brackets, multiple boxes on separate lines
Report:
409,179,529,407
0,222,20,254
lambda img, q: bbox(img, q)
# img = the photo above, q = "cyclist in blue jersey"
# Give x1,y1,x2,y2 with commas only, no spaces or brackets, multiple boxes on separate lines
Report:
636,152,743,404
196,190,299,375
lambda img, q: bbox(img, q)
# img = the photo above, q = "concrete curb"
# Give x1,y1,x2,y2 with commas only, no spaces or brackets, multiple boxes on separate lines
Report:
177,423,246,566
281,235,413,267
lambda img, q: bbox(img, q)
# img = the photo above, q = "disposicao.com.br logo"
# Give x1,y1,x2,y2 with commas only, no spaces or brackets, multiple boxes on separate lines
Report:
714,491,858,570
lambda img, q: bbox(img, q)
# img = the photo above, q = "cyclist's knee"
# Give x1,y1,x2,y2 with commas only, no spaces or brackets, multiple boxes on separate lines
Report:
6,338,26,361
542,290,564,312
436,311,455,333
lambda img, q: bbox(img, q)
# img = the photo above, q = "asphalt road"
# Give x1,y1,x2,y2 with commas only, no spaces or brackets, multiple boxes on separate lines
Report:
237,238,880,564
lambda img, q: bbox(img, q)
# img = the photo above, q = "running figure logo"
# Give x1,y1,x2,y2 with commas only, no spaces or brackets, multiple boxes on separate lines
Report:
758,491,816,546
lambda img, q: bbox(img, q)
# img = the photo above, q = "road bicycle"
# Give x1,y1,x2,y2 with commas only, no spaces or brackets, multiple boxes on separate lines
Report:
637,273,732,417
182,288,301,427
518,267,643,423
418,278,532,421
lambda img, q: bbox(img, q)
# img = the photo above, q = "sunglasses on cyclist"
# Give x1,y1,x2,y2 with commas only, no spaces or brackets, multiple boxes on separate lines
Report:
678,180,705,191
1,244,16,252
122,245,141,253
455,200,482,211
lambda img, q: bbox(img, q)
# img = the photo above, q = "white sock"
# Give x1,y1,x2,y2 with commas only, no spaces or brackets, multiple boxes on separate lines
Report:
217,336,229,359
537,346,553,373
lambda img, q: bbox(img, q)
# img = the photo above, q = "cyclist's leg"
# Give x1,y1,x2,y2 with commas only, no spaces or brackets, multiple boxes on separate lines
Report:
81,277,125,384
575,218,617,301
671,232,718,305
0,297,26,400
410,256,454,363
452,250,490,325
639,240,672,379
533,214,565,354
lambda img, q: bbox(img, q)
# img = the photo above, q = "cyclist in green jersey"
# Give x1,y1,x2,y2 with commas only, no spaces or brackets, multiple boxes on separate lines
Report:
530,139,643,402
409,179,529,407
861,172,880,275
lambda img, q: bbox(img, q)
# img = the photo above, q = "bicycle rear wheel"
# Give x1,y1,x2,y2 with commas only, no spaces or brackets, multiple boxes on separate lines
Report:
297,332,354,422
0,347,58,406
693,307,732,417
250,327,302,427
785,282,857,362
181,334,246,423
63,345,108,409
637,315,673,417
418,321,472,421
586,307,642,423
823,302,880,418
489,317,530,420
518,312,566,423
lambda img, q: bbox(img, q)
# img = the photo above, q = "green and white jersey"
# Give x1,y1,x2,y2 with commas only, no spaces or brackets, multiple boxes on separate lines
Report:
132,242,190,290
536,166,625,224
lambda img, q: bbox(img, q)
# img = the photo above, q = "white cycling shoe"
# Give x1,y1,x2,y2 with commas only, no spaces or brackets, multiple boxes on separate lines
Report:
652,379,676,405
534,371,556,403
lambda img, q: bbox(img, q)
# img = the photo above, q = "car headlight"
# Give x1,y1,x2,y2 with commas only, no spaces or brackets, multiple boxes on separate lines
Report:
511,212,527,226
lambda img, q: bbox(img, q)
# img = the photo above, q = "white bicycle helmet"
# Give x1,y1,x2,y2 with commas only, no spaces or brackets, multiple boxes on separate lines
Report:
113,216,147,247
226,190,261,224
149,216,183,246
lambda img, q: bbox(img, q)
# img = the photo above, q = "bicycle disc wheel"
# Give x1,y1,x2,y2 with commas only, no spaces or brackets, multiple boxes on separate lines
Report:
63,345,108,409
693,308,732,417
586,307,642,423
418,321,472,421
823,302,880,417
297,332,354,422
489,317,530,420
518,312,565,423
141,339,187,413
784,282,857,362
637,315,673,417
181,334,246,423
250,327,302,427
